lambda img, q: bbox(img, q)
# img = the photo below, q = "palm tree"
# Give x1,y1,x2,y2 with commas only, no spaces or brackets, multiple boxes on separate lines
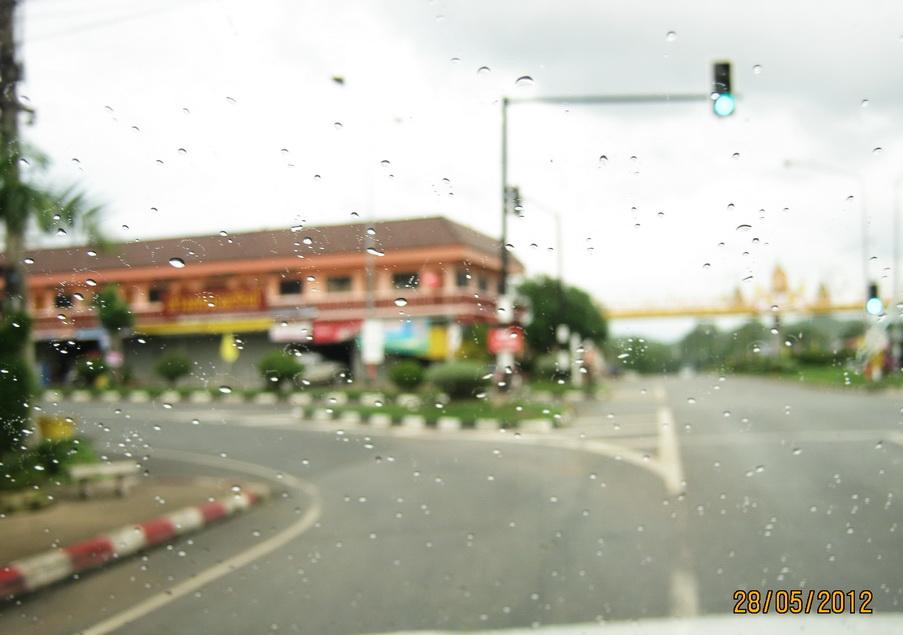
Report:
1,149,103,315
0,150,103,454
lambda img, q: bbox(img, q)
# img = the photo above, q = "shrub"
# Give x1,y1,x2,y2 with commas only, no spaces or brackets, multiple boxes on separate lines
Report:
0,356,33,457
0,313,34,456
389,360,425,391
0,437,96,491
75,357,107,386
425,361,489,400
792,349,850,366
155,351,193,386
258,350,304,390
726,355,798,375
534,353,569,381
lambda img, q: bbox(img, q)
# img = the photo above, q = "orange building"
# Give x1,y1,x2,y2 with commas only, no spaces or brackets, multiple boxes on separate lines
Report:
16,216,522,384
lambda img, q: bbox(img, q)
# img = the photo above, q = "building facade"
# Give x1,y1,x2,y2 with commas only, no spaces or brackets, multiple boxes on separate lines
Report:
14,216,522,386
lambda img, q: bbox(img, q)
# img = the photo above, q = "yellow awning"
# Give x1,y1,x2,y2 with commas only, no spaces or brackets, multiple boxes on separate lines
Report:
138,318,272,336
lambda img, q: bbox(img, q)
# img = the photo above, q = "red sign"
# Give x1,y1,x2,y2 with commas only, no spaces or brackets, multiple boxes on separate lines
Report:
313,320,362,344
164,289,264,316
488,326,525,354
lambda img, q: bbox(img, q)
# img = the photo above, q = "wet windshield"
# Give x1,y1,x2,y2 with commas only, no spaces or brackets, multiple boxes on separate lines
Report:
0,1,901,634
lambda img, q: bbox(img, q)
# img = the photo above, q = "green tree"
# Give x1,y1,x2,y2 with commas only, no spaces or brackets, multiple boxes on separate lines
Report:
722,320,770,361
517,276,607,354
679,322,723,369
0,313,33,456
0,148,102,455
92,285,133,384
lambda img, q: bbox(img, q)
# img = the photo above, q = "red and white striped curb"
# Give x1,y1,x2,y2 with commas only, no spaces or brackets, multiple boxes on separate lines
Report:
0,485,268,599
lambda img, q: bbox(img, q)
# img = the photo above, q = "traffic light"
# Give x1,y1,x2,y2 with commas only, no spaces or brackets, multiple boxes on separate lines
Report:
866,281,883,316
712,61,735,117
506,185,523,216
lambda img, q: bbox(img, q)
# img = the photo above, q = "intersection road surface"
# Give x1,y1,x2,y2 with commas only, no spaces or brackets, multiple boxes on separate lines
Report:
2,375,902,634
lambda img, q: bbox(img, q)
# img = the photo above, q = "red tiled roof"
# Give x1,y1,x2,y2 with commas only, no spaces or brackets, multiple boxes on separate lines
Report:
3,216,519,275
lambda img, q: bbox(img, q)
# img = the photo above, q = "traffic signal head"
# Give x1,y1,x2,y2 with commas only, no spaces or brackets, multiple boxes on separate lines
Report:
866,281,883,316
712,61,735,117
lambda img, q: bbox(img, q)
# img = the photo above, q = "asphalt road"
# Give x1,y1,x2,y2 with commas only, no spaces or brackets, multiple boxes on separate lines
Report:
2,375,902,634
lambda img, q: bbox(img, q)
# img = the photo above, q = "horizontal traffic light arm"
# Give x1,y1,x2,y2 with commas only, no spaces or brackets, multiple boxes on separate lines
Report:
505,93,711,106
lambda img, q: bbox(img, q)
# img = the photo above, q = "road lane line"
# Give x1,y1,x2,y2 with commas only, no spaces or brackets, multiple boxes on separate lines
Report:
79,449,321,635
652,384,699,618
656,405,684,496
669,566,700,618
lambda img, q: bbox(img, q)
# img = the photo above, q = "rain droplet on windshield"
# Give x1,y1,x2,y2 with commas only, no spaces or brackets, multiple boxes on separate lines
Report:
665,31,677,42
168,257,186,268
394,298,408,307
515,75,534,87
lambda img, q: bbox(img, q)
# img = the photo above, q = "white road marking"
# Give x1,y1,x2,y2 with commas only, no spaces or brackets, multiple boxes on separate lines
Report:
79,449,321,635
656,406,684,496
669,566,700,618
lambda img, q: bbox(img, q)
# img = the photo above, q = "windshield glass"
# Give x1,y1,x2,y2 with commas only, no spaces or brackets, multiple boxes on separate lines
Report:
1,2,901,634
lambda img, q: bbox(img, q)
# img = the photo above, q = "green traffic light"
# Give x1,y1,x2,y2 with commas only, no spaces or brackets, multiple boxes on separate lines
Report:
713,93,735,117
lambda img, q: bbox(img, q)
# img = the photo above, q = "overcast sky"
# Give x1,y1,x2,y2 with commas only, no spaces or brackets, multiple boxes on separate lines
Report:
16,0,903,339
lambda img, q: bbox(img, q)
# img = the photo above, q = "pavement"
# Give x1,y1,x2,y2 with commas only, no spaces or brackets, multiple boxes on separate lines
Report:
0,374,901,634
0,475,238,565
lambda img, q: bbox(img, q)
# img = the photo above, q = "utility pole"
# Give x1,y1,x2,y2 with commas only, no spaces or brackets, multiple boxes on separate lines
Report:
0,0,26,315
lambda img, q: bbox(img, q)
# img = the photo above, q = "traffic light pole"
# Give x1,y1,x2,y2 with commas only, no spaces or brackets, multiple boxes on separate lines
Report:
496,91,712,389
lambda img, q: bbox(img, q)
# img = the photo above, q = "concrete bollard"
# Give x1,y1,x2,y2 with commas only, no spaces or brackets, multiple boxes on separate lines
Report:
437,416,462,431
288,392,312,406
129,390,150,403
370,413,393,428
475,418,500,431
400,414,425,430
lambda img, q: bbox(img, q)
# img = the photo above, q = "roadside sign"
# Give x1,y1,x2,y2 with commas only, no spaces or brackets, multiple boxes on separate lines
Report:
361,319,385,365
488,326,524,354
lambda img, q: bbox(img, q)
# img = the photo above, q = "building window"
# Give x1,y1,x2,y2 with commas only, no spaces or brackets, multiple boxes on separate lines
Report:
456,268,470,288
478,275,489,292
327,276,352,292
279,279,303,295
55,293,73,309
148,286,165,303
393,272,420,289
